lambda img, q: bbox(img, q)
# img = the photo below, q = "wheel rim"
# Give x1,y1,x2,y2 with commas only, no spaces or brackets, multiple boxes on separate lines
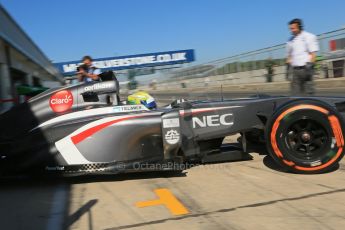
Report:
284,117,331,161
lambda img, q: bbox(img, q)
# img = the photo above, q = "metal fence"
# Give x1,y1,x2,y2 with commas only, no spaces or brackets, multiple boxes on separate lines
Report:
145,28,345,90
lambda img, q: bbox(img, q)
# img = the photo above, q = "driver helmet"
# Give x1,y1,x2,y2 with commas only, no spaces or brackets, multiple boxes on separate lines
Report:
127,91,157,109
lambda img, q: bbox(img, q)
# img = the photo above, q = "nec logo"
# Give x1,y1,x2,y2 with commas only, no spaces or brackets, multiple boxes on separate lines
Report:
192,114,234,128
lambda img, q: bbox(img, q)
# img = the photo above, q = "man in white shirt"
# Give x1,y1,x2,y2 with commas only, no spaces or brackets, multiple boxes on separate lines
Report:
286,18,319,95
77,56,101,83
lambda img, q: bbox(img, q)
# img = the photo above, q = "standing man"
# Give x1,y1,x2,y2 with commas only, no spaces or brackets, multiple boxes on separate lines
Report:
77,55,101,83
265,57,276,82
286,18,319,95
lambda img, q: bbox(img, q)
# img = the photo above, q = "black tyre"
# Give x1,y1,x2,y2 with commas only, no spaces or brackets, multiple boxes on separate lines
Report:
266,99,345,174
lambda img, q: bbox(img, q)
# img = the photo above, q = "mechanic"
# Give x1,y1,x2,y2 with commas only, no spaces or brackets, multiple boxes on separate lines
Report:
286,18,319,95
127,91,157,109
77,55,101,82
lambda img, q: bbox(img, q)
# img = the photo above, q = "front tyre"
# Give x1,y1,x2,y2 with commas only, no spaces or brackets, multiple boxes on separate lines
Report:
266,100,345,174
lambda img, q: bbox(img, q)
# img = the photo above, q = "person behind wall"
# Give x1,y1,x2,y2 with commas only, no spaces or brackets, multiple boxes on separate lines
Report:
286,18,319,96
265,57,276,83
77,55,101,83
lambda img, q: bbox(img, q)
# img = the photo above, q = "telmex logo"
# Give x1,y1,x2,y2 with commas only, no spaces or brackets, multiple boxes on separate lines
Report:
50,90,73,113
123,105,143,111
113,105,148,112
192,114,234,128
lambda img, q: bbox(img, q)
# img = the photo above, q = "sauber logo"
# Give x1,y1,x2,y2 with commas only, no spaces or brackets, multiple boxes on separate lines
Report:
49,90,73,113
193,113,234,128
165,129,180,145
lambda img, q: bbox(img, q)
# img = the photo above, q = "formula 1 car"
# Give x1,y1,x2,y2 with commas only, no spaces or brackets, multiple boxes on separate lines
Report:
0,72,344,176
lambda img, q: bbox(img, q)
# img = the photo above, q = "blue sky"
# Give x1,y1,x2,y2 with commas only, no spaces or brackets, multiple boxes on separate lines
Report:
1,0,345,64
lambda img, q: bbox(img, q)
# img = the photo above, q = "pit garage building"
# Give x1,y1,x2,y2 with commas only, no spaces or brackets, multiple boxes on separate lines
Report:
0,4,63,113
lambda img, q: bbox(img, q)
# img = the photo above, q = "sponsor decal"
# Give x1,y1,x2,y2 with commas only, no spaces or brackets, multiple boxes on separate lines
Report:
331,137,336,149
165,129,180,145
113,105,148,112
310,160,322,167
50,90,73,113
45,166,65,171
192,113,234,128
163,118,180,128
84,82,114,92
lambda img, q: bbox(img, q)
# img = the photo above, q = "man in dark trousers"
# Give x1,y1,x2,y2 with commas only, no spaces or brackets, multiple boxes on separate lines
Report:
286,18,319,95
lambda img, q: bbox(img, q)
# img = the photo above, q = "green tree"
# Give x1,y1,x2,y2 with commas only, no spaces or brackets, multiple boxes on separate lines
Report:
127,69,138,90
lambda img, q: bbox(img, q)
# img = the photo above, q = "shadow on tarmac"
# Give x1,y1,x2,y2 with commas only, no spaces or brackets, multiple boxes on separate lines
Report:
262,155,340,174
0,170,187,186
0,170,187,230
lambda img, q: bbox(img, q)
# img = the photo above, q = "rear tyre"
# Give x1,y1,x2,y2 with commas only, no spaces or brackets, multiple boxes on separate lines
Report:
266,100,345,174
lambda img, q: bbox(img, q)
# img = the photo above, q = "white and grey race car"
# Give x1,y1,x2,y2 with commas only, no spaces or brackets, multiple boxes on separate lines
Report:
0,72,344,176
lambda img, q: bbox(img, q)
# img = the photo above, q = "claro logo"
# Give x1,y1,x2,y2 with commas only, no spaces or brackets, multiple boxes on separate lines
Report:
49,90,73,113
192,113,234,128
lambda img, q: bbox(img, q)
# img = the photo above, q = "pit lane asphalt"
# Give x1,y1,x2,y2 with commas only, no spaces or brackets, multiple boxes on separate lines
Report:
1,91,345,230
2,152,345,230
